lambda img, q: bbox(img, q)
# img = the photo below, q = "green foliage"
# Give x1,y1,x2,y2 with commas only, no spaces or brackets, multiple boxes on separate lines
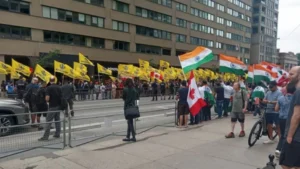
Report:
35,49,61,68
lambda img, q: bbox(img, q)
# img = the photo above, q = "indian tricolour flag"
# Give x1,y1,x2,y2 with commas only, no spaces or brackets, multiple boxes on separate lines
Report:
252,86,265,99
247,65,254,83
253,64,276,83
219,54,245,75
179,47,213,74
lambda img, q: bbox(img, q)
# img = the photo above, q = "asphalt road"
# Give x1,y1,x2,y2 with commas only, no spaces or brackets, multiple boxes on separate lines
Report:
0,97,178,159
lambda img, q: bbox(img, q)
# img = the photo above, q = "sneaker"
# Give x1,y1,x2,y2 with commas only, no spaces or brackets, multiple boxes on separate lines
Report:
225,132,235,138
263,139,275,144
123,138,131,142
53,135,60,139
275,150,281,158
239,131,246,137
38,137,48,141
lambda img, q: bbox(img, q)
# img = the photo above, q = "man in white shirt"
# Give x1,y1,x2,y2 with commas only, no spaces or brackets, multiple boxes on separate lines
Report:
222,82,234,117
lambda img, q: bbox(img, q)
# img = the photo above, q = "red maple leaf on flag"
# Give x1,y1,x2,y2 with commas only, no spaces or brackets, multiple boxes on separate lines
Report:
189,88,195,100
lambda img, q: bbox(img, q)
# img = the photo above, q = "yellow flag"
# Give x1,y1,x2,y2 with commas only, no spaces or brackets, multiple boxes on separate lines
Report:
63,64,75,78
139,59,150,70
79,53,94,66
160,60,170,69
0,68,7,75
34,64,55,83
110,76,117,82
118,64,133,77
139,71,150,81
132,66,141,77
10,69,20,79
74,62,87,73
0,61,12,73
12,59,31,76
75,71,90,81
97,64,112,76
54,60,65,74
164,68,176,79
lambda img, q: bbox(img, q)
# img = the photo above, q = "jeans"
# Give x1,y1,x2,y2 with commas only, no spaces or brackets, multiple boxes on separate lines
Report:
216,100,224,118
43,107,61,139
190,112,200,124
202,106,211,121
276,118,286,151
223,98,230,116
253,105,261,116
106,90,112,99
88,90,94,100
126,118,136,139
65,99,74,116
152,90,158,101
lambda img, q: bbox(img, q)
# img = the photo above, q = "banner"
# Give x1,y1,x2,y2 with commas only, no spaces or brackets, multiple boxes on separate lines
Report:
0,68,7,75
132,66,141,77
63,64,75,78
10,69,20,79
160,60,170,69
139,59,150,70
11,59,31,76
118,64,133,77
79,53,94,66
75,71,90,81
34,64,55,83
54,60,65,74
97,64,112,76
0,61,12,73
74,62,87,73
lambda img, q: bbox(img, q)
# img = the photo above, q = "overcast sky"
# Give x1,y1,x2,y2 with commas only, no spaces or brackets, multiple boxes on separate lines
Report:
277,0,300,54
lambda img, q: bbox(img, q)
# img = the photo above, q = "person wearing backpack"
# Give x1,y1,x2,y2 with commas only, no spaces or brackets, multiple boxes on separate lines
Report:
36,82,48,122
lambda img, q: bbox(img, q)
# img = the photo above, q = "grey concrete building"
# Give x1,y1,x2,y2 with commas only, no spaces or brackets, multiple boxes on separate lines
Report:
0,0,252,81
279,52,298,71
250,0,279,64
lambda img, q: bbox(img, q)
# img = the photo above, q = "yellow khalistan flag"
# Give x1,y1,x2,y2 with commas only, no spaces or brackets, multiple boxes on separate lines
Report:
0,68,7,75
10,69,20,79
74,62,87,73
0,61,12,73
75,71,90,81
139,59,150,70
63,64,75,78
132,66,141,77
79,53,94,66
97,64,112,76
12,59,31,76
118,64,133,77
54,60,65,74
34,64,55,83
160,60,170,69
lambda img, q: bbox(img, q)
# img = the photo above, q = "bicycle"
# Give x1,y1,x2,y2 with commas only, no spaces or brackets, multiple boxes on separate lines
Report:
248,107,278,147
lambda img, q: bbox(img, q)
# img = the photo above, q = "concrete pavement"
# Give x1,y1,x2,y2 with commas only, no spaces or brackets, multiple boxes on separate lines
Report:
0,116,278,169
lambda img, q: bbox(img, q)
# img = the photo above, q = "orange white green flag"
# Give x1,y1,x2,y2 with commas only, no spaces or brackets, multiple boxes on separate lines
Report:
178,47,213,74
253,64,277,83
219,54,245,75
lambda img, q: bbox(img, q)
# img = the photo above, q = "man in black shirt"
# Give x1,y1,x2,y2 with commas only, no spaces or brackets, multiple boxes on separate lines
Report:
160,80,166,100
16,76,27,100
168,80,175,100
61,81,75,117
151,79,158,101
214,82,225,118
39,76,62,141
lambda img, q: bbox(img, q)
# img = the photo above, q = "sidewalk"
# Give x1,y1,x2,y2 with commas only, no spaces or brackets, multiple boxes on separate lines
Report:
0,116,277,169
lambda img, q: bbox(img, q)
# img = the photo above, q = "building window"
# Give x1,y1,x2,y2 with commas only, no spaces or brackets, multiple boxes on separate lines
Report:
150,0,172,8
0,0,30,14
190,22,214,35
191,7,214,21
43,31,90,46
176,34,186,43
244,37,251,43
231,33,243,42
176,2,187,12
0,24,31,40
113,41,129,51
74,0,104,7
42,6,104,28
226,44,238,51
136,26,171,40
190,37,214,48
136,7,172,24
112,20,129,32
217,4,225,12
217,17,224,24
162,49,171,55
176,50,187,56
176,18,187,28
216,30,224,37
194,0,214,8
112,0,129,13
215,42,223,49
136,44,161,55
226,20,232,27
92,38,105,48
226,33,232,39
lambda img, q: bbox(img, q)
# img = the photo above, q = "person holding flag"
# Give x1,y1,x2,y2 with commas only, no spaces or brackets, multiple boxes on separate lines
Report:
176,80,189,127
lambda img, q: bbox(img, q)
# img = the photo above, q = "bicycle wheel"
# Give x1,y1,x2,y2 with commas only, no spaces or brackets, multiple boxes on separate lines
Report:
248,121,262,147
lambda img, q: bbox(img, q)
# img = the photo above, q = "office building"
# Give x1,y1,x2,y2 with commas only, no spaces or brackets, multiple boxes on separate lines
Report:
278,51,298,70
250,0,279,64
0,0,252,80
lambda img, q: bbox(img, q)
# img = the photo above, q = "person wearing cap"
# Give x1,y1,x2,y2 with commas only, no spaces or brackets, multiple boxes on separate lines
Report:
263,81,283,144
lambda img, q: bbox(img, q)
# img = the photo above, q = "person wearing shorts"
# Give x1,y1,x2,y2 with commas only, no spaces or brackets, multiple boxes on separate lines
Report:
225,82,248,138
176,81,189,127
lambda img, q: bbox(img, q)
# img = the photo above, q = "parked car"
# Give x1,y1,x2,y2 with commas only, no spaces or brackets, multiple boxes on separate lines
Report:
0,99,30,136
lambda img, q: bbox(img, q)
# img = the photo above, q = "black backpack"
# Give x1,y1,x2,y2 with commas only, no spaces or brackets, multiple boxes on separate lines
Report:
30,87,39,105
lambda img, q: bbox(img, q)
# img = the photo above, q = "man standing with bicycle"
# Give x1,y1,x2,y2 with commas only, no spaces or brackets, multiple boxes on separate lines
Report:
263,81,282,144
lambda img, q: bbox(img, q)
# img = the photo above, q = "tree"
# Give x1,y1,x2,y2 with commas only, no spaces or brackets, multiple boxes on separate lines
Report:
34,49,61,68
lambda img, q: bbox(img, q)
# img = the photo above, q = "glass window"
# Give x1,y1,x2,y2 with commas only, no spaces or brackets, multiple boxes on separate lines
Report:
85,15,91,25
66,11,73,22
98,18,104,27
176,34,186,43
9,1,19,12
113,0,129,13
136,7,171,24
0,0,9,10
92,16,98,26
19,2,30,14
50,8,58,19
42,6,50,18
112,20,129,32
58,9,66,20
78,13,85,23
113,41,129,51
92,38,104,48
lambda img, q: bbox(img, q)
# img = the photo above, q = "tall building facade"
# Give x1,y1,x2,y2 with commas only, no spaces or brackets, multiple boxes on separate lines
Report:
250,0,279,64
0,0,252,80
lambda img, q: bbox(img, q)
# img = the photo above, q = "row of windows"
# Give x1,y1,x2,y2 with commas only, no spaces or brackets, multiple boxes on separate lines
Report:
191,7,214,21
0,24,31,40
149,0,172,8
136,44,171,56
176,34,186,43
136,7,172,24
136,26,171,40
190,37,214,48
216,30,224,37
226,20,251,33
226,32,244,42
42,6,104,28
228,0,251,11
194,0,215,8
217,17,225,25
227,8,250,21
112,0,129,13
74,0,104,7
190,22,214,35
176,2,187,13
112,20,129,32
0,0,30,14
217,4,225,12
176,18,187,28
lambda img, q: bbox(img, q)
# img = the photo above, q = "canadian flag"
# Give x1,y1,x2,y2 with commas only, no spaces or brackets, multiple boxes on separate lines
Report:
150,72,163,80
188,71,207,116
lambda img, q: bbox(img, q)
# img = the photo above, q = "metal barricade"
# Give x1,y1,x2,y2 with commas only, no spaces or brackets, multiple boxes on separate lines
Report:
0,111,66,154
